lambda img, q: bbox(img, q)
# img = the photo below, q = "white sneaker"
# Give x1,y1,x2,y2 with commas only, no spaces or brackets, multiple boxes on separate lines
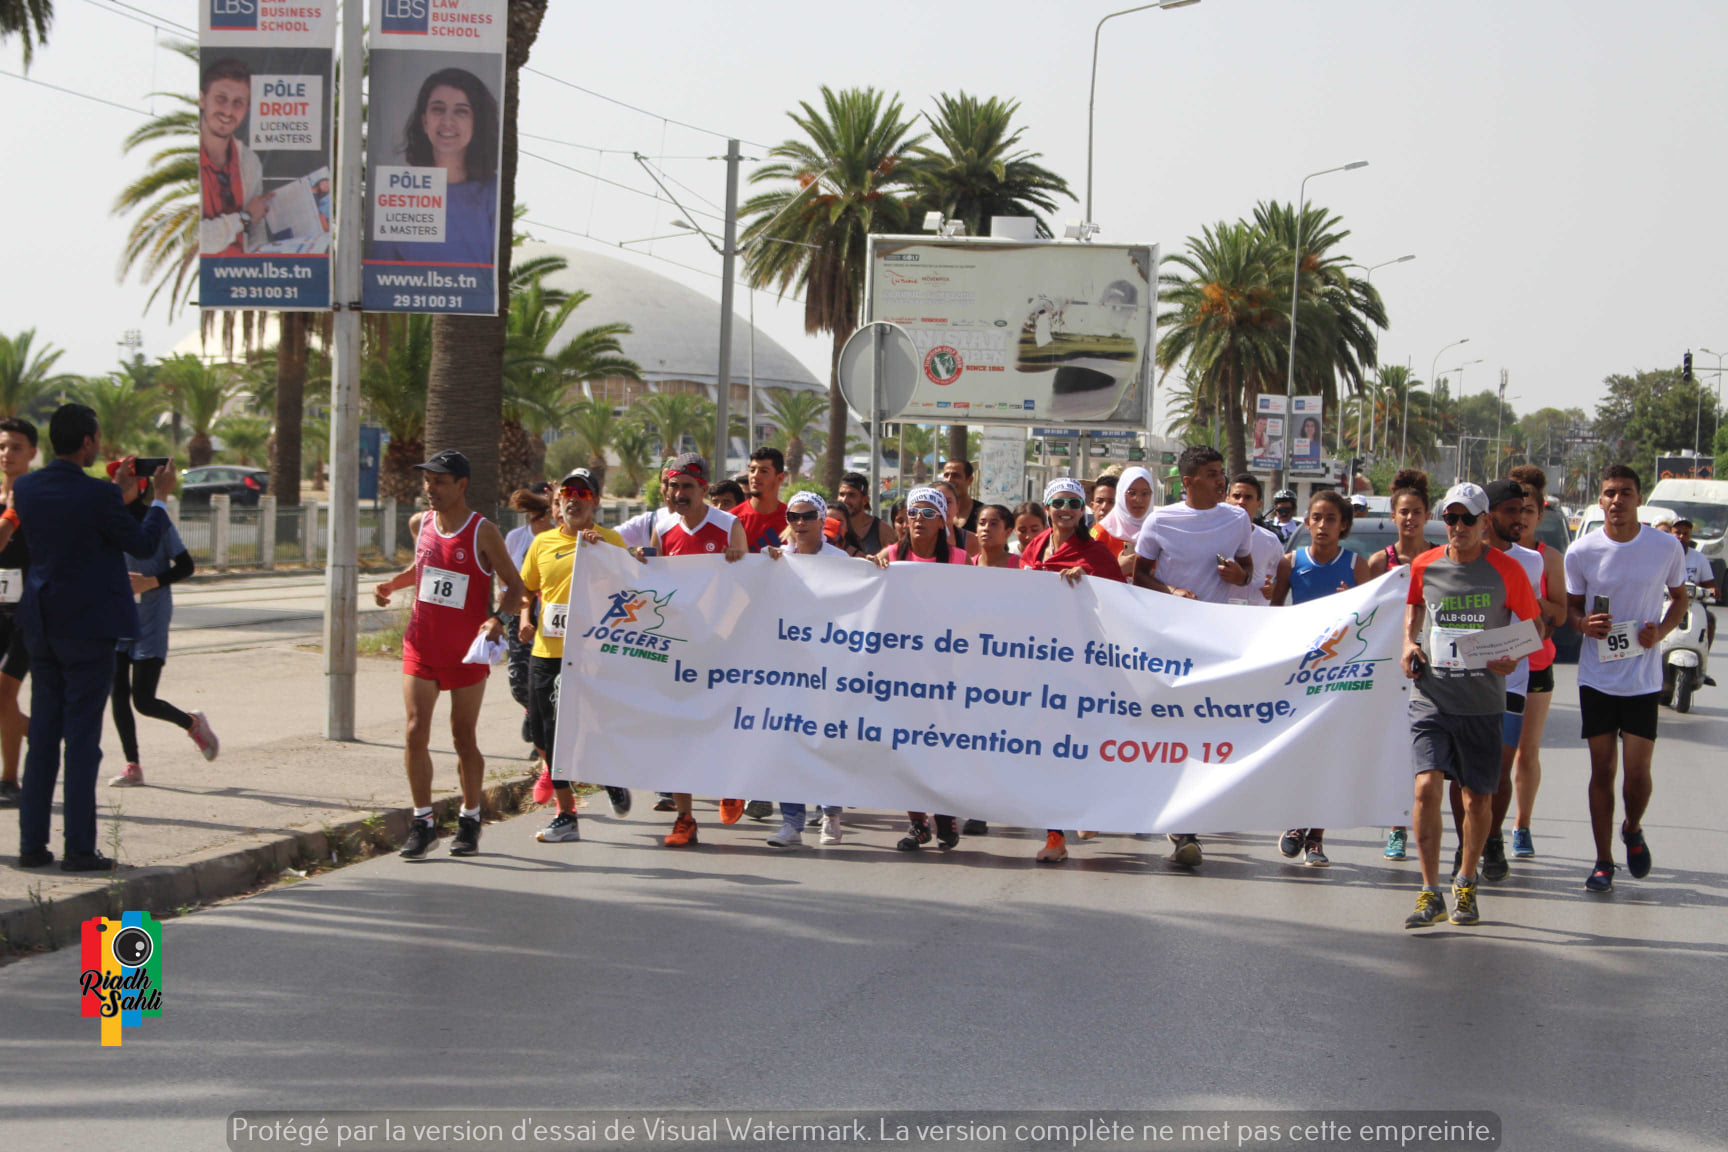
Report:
766,821,803,848
188,711,219,761
819,814,843,844
536,812,581,842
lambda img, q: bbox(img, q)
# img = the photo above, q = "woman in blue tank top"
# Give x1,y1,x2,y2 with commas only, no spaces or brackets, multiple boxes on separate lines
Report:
1267,490,1369,865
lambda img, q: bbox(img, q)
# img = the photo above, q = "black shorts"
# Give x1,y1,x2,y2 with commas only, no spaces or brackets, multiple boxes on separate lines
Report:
1579,684,1659,742
1410,694,1502,796
0,613,27,681
1527,665,1554,694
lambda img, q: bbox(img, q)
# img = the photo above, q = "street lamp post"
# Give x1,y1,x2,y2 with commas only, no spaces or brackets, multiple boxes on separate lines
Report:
1414,338,1468,465
1285,162,1367,487
1701,347,1726,467
1084,1,1200,229
1340,255,1414,462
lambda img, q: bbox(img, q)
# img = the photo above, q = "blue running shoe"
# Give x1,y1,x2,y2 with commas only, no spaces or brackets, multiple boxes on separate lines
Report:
1383,828,1407,861
1622,824,1652,879
1511,827,1535,858
1585,861,1616,892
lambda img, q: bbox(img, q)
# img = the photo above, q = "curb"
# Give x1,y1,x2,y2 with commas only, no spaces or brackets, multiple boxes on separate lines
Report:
1,774,538,957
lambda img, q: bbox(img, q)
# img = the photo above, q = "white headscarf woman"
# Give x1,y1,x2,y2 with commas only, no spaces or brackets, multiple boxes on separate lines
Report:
1097,466,1158,543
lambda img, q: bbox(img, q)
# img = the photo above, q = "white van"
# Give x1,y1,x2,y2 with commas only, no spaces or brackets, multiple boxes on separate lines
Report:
1574,503,1680,540
1648,478,1728,581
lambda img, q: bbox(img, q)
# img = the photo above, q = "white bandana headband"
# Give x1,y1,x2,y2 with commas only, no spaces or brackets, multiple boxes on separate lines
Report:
1043,477,1086,505
786,491,827,520
907,486,949,519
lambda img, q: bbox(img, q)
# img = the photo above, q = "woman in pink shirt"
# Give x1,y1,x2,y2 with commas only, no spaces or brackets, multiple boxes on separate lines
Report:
971,503,1020,569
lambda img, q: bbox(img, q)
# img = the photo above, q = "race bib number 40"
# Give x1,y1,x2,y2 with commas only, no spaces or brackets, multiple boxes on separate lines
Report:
540,601,569,639
1597,620,1638,663
418,565,470,609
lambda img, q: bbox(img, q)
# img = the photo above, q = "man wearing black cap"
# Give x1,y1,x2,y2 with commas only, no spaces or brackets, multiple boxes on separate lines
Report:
373,450,524,859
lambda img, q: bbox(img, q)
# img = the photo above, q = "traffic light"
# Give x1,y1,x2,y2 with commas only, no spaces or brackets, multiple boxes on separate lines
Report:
1684,351,1694,382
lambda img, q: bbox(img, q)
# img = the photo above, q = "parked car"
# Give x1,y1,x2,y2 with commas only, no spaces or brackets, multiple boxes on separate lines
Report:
1283,515,1446,559
180,465,270,507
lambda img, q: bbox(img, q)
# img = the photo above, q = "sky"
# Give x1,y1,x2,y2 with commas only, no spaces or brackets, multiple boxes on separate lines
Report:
4,0,1726,437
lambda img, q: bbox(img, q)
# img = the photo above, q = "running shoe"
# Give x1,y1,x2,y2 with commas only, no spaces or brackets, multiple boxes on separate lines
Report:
1622,824,1652,879
653,793,677,812
664,814,698,846
605,787,632,817
1167,834,1203,868
819,814,843,845
1481,833,1510,883
718,798,745,825
935,815,960,849
806,809,824,828
1450,877,1480,925
1585,861,1615,893
766,821,803,848
187,711,219,761
1404,889,1447,929
1036,831,1068,863
1383,828,1407,861
532,767,554,806
961,819,988,836
0,779,19,807
449,815,482,856
896,820,933,852
1303,839,1329,867
1510,827,1535,858
744,800,775,821
110,763,146,787
399,819,437,859
1279,829,1305,858
537,812,580,842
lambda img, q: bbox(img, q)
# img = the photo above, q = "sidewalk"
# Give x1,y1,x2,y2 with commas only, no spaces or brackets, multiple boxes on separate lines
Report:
0,645,537,954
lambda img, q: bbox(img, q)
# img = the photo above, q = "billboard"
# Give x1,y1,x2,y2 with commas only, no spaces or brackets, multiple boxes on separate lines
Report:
866,237,1157,427
1252,394,1287,472
362,0,507,316
197,1,336,310
1656,455,1716,480
1289,395,1325,473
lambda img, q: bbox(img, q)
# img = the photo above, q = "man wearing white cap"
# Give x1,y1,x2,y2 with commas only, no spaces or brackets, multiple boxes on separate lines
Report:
1401,482,1541,928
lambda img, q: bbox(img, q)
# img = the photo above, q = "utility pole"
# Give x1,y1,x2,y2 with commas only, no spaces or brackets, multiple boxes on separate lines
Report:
323,0,363,740
713,141,741,473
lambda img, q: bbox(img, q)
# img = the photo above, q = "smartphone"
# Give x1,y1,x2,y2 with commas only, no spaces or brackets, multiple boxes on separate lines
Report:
132,457,170,477
1592,595,1611,617
1216,554,1231,566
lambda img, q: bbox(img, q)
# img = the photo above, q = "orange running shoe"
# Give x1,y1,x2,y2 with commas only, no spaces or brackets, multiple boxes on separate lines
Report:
718,798,745,824
664,814,698,846
1036,830,1068,863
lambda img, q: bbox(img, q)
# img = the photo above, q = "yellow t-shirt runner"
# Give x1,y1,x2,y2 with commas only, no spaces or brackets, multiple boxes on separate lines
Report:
520,524,626,659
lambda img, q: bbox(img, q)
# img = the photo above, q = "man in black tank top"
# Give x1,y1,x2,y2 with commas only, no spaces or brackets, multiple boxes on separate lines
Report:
836,472,894,557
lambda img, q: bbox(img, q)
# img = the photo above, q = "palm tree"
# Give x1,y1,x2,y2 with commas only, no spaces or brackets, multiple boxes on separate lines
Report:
630,391,708,460
1252,201,1387,443
362,314,432,502
609,423,654,498
1,0,53,68
566,398,618,493
0,328,77,418
215,413,271,466
1156,221,1289,475
157,354,236,467
422,1,551,512
74,374,164,458
741,86,925,493
905,90,1072,461
761,388,829,479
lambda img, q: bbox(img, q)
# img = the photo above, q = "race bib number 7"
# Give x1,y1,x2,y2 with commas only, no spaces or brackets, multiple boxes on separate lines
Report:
417,565,470,609
0,568,21,605
1597,620,1638,663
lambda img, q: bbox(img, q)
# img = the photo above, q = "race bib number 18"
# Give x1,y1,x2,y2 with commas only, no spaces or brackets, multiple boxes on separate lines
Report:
418,565,470,609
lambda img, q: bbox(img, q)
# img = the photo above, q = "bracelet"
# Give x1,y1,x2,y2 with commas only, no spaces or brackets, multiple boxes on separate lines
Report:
0,508,18,528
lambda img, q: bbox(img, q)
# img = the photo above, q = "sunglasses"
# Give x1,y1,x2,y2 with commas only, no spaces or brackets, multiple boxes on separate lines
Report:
1047,497,1086,511
907,506,944,520
786,509,822,523
560,484,594,498
1443,511,1480,527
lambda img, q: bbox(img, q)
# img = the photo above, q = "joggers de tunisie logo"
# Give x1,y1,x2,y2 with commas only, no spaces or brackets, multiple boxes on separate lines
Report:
580,588,684,663
80,913,163,1046
1285,608,1387,695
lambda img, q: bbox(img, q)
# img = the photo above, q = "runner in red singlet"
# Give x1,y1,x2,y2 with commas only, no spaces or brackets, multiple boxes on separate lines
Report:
373,451,524,859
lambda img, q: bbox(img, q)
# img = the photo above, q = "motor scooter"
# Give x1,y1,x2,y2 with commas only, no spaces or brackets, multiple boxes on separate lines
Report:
1660,582,1713,713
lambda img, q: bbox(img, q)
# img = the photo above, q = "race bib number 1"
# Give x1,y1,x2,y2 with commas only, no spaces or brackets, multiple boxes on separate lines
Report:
418,565,470,609
1597,620,1638,663
1429,625,1473,672
540,601,569,639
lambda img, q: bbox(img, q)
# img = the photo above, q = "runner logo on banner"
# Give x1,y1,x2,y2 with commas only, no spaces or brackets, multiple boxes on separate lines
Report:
1289,395,1325,474
198,1,336,310
1252,394,1287,472
362,0,506,316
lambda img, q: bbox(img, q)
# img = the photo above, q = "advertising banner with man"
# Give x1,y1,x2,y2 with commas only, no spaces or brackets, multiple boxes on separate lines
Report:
1289,395,1325,473
554,546,1415,833
867,238,1157,427
362,0,507,316
1252,394,1288,472
198,1,336,310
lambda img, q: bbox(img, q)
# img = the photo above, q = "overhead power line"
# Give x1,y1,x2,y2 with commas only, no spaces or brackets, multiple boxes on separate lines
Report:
521,150,726,224
523,66,770,151
0,66,147,116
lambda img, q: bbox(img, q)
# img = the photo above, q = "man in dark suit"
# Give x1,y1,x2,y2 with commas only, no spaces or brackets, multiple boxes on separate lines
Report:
13,404,174,872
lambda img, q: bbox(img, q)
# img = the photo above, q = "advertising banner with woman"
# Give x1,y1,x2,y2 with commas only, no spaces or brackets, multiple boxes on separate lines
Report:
1289,395,1325,473
362,0,506,315
198,1,336,310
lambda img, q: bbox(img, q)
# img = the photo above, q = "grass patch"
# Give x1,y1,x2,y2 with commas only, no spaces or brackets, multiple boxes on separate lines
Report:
358,604,410,659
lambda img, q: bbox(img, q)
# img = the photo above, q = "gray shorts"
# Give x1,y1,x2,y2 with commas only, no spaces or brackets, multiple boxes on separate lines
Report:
1409,693,1503,796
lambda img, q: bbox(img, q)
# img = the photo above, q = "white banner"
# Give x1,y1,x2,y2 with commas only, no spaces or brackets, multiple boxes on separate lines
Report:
555,547,1418,833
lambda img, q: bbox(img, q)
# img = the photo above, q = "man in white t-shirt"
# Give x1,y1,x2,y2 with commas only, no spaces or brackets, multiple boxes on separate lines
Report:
1564,464,1688,893
1132,446,1254,868
1672,519,1717,655
1225,473,1289,606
